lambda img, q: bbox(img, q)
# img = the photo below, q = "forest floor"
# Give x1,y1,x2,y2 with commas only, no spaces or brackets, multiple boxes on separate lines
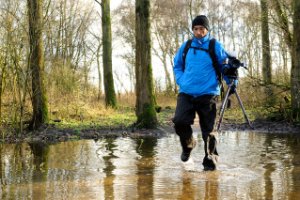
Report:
2,108,300,144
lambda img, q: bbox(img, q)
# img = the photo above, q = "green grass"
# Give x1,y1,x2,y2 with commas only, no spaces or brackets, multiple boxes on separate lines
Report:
2,92,299,136
52,106,137,130
53,106,176,130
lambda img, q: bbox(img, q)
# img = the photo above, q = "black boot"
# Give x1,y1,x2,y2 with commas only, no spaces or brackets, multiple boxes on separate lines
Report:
202,133,218,170
180,136,196,162
208,133,218,156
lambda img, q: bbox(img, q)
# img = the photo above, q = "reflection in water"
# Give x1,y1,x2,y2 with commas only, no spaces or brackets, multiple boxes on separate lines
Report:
136,137,157,199
204,175,218,200
1,131,300,199
288,136,300,200
103,138,116,200
29,142,50,200
178,173,197,199
262,135,275,200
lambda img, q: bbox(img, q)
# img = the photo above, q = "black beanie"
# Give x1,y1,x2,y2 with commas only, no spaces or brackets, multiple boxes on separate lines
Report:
192,15,210,30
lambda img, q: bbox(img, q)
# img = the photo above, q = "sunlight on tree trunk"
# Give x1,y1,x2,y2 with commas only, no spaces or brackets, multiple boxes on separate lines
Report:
135,0,157,128
27,0,48,130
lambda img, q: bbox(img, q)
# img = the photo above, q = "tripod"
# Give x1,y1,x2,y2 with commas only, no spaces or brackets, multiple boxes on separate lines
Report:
216,79,253,131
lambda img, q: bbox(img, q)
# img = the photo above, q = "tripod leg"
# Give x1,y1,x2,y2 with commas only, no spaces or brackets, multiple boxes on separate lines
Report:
234,91,253,129
217,84,232,131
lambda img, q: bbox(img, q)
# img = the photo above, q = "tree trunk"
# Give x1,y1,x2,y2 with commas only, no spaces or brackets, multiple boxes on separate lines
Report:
273,0,300,120
0,68,3,120
27,0,48,130
96,43,103,100
260,0,274,105
261,0,272,83
101,0,117,108
162,53,172,92
152,44,172,92
280,43,289,82
291,0,300,119
273,0,293,52
135,0,157,128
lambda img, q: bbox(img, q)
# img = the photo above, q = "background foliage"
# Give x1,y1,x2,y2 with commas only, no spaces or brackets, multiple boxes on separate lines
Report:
0,0,298,134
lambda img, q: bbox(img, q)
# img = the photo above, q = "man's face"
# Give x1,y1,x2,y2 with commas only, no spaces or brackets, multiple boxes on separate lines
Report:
193,25,208,38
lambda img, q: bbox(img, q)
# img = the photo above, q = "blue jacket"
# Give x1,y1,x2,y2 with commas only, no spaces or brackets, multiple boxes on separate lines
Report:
173,34,228,96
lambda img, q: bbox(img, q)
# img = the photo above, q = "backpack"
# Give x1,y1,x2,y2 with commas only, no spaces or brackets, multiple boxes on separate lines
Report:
182,38,222,85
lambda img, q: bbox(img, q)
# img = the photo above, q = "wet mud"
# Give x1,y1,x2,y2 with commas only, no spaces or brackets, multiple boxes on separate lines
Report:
2,119,300,144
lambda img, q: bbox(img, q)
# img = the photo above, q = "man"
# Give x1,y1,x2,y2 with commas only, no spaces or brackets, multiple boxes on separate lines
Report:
173,15,230,170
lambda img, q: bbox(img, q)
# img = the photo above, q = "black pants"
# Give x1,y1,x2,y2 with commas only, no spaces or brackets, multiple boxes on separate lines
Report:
172,93,217,142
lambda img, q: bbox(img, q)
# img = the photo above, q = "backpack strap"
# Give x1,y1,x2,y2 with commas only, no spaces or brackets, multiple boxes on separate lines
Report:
208,38,222,85
209,38,224,99
182,39,192,71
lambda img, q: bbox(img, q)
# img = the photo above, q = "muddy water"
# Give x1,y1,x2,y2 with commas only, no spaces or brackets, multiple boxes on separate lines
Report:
1,131,300,200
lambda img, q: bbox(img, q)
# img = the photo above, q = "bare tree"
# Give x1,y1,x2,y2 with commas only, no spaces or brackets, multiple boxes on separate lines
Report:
261,0,274,105
291,0,300,119
95,0,117,108
271,0,300,119
113,0,136,92
27,0,48,129
272,0,292,53
135,0,157,128
152,1,174,92
96,40,103,99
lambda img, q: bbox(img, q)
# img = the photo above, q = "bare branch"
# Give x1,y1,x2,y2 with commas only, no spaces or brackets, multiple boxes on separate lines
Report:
94,0,101,6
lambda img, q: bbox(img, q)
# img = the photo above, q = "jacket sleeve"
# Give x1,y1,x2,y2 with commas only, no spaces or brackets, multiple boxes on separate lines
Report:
214,40,228,70
173,42,186,86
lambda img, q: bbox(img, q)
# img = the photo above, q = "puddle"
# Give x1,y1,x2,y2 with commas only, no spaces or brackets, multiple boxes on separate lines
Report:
1,131,300,199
